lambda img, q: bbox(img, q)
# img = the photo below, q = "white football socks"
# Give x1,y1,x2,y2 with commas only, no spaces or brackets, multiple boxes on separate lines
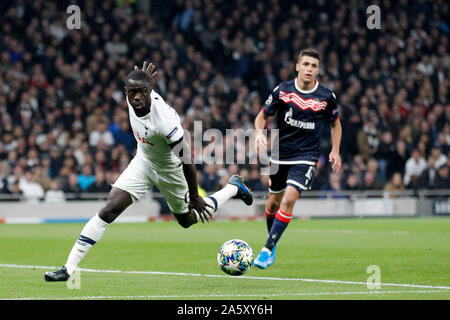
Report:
195,184,238,222
65,213,109,276
208,184,238,209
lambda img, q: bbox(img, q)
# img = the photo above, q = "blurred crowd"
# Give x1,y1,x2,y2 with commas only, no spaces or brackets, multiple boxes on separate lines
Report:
0,0,449,203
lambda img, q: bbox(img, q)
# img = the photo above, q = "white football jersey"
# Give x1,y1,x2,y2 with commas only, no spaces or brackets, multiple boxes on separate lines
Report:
127,90,185,171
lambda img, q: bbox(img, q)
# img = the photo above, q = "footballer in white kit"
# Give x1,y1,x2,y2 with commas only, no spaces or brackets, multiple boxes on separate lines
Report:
112,89,189,214
44,62,253,281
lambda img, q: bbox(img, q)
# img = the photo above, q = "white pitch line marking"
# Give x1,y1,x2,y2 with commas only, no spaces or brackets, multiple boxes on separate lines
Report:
1,263,450,290
300,229,410,235
1,290,449,300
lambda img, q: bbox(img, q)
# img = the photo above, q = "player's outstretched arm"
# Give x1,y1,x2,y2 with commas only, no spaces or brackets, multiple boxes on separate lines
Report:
171,138,213,223
329,118,342,172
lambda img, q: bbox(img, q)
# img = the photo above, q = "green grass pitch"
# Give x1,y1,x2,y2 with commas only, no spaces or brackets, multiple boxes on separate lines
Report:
0,217,449,300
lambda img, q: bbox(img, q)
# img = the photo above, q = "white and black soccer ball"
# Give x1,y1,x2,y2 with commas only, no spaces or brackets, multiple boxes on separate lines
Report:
217,239,254,276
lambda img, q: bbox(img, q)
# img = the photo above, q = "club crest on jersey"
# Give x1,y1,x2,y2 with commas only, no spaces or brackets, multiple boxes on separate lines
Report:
312,98,322,110
284,108,315,130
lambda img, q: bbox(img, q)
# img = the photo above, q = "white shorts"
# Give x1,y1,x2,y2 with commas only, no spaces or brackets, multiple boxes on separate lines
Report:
112,156,189,214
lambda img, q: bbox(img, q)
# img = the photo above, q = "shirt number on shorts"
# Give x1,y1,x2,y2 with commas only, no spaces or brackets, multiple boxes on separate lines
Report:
305,166,315,185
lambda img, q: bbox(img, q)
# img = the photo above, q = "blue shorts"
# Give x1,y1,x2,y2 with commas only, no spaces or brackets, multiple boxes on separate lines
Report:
269,162,316,194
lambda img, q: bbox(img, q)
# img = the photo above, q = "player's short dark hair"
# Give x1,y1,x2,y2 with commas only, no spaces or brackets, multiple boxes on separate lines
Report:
126,70,150,83
298,48,321,62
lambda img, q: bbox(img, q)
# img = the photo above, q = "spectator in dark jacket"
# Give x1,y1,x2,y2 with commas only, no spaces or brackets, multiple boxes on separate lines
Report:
434,165,450,189
113,120,136,154
418,157,437,189
87,170,111,193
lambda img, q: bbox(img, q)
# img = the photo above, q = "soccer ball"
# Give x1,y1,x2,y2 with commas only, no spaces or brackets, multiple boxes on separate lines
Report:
217,239,254,276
